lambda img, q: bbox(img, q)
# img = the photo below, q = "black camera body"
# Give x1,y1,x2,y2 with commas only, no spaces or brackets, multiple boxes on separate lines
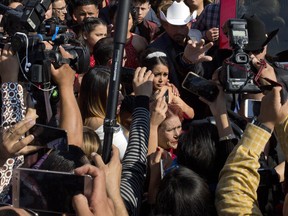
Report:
219,19,261,93
8,31,89,85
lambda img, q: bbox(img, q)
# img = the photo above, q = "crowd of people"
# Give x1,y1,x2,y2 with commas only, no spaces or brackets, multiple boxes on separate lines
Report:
0,0,288,215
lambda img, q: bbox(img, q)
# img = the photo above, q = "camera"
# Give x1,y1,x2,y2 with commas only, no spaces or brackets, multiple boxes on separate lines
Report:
0,0,90,86
219,19,261,93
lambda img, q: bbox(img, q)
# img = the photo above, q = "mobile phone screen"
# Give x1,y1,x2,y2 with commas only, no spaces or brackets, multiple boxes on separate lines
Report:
244,99,261,118
29,124,68,151
13,168,92,215
182,72,219,102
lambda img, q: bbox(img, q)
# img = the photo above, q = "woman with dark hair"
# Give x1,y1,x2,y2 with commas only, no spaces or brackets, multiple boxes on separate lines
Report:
177,122,218,181
140,47,195,119
78,66,127,159
80,17,108,68
154,166,213,216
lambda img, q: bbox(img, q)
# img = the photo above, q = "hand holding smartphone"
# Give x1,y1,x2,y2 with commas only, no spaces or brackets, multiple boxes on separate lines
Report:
28,123,68,151
12,168,92,215
182,72,219,102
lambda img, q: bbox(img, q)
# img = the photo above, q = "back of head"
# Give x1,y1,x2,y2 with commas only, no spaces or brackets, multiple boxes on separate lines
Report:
72,0,99,10
82,17,107,34
83,126,102,159
38,145,90,172
155,166,212,216
78,66,111,121
93,37,114,66
177,122,218,180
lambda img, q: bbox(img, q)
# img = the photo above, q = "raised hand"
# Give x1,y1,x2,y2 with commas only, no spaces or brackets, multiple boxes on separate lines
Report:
258,87,288,131
150,97,168,127
73,164,115,216
183,39,213,64
205,27,219,42
133,67,154,97
0,108,40,166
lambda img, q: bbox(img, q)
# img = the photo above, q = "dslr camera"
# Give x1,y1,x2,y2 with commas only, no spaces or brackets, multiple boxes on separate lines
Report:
219,19,261,93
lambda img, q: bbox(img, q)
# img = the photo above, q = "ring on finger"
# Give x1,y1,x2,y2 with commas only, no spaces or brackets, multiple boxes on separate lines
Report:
8,127,14,135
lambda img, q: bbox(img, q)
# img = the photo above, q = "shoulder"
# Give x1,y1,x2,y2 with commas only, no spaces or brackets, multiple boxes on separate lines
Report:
145,19,159,28
85,117,103,131
149,32,171,49
131,33,148,52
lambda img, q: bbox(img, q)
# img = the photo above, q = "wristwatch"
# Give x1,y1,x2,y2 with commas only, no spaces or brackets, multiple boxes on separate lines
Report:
251,117,272,134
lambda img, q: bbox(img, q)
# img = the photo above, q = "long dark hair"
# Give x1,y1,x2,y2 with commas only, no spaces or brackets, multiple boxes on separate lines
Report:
78,66,111,123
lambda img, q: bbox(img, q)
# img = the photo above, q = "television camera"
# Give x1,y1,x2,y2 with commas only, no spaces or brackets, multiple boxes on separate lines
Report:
0,0,89,88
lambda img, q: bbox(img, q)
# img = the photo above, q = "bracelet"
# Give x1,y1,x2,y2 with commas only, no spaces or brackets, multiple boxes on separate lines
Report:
219,134,237,142
251,117,272,134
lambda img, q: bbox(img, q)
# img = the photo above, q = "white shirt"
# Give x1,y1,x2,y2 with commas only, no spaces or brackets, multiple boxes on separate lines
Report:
95,124,128,160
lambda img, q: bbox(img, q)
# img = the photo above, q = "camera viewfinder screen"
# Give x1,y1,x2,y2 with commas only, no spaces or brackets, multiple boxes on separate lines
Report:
232,30,246,37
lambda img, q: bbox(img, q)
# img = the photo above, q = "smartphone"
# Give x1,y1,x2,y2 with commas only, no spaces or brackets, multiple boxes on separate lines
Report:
164,90,169,103
244,99,261,119
12,168,93,215
28,123,68,151
182,72,219,102
160,159,164,179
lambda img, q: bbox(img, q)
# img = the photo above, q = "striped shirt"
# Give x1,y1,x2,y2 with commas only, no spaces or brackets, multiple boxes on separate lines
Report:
120,96,150,216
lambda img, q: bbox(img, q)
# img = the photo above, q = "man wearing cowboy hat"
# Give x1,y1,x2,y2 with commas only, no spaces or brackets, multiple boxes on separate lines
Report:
149,0,213,119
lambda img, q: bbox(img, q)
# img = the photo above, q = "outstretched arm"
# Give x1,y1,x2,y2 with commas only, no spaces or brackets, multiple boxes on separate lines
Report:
120,67,154,215
50,47,83,147
216,87,288,215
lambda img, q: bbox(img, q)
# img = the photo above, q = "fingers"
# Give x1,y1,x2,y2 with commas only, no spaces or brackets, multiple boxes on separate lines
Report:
202,55,213,62
9,118,36,140
154,148,163,163
74,164,100,176
203,42,214,52
134,67,146,80
11,134,36,154
110,145,120,164
25,108,38,120
133,67,141,79
92,152,105,168
72,194,91,216
1,44,14,56
59,46,73,59
17,144,44,156
159,97,168,112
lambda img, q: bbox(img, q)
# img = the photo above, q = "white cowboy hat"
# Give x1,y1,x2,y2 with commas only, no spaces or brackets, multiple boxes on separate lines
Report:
160,1,197,25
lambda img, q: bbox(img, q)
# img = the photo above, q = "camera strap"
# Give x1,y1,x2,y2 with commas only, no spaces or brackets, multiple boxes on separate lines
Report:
44,91,52,124
253,59,267,84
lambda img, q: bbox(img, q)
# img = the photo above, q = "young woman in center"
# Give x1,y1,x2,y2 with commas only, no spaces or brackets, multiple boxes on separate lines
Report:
140,47,195,119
